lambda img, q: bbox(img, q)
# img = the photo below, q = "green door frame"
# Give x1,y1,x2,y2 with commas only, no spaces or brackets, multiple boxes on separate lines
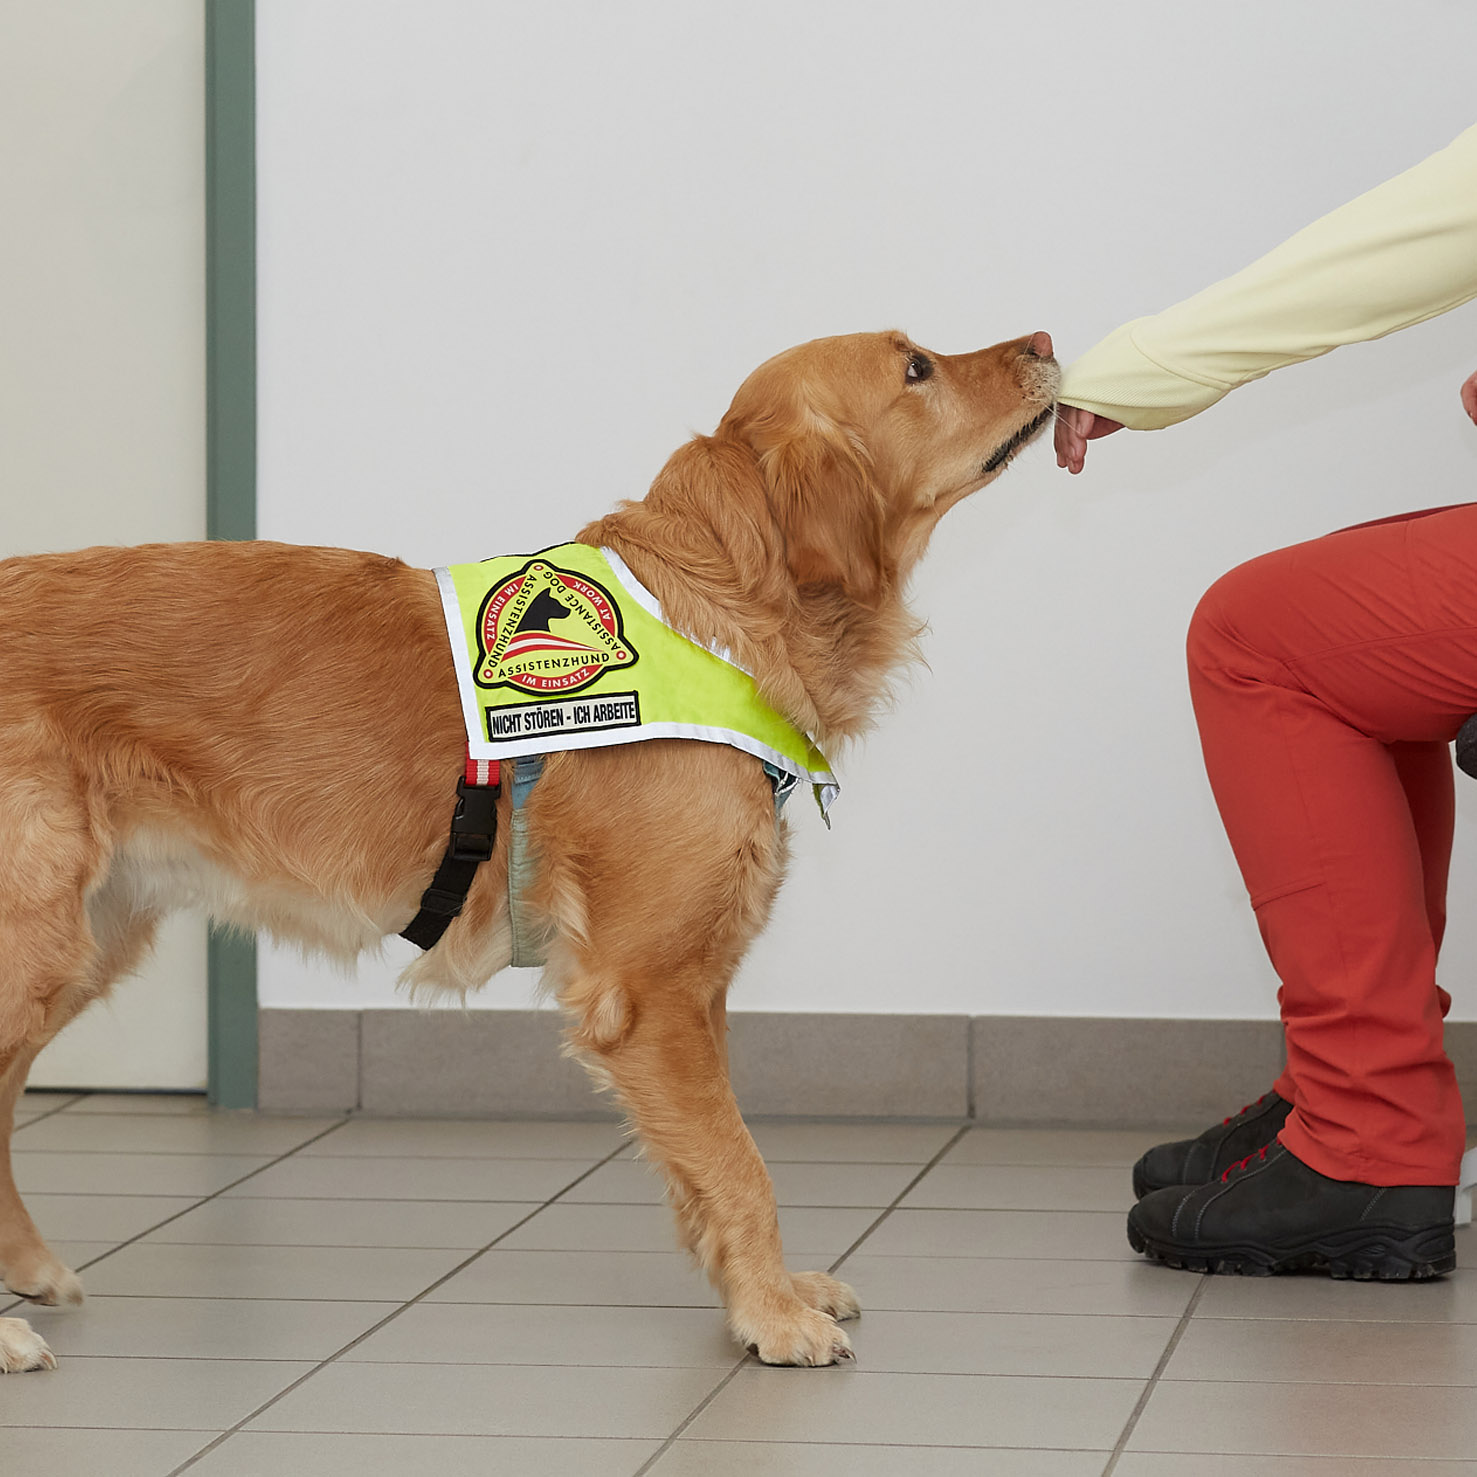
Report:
205,0,258,1107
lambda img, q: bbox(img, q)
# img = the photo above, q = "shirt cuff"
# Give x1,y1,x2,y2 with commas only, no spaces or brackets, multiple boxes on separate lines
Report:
1057,320,1232,431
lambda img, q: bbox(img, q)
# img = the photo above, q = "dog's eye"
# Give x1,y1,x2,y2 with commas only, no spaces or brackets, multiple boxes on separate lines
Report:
905,354,934,384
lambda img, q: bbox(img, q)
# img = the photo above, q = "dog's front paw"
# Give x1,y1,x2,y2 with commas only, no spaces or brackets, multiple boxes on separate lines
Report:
4,1253,84,1308
736,1299,855,1367
0,1317,57,1373
791,1270,860,1322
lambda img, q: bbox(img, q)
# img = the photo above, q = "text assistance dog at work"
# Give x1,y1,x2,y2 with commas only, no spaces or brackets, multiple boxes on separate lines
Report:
0,329,1059,1371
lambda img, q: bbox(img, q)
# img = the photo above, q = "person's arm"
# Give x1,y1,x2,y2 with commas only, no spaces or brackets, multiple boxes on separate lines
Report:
1057,122,1477,453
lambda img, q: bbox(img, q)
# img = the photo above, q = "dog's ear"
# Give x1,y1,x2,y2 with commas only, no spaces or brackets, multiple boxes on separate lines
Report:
759,425,886,601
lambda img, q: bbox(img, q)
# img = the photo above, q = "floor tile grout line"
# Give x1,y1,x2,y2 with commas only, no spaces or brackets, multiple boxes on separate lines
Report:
13,1150,351,1160
13,1147,625,1162
58,1346,1477,1384
1099,1273,1210,1477
8,1194,1144,1212
14,1193,976,1204
159,1126,952,1472
11,1092,91,1134
631,1356,752,1477
0,1116,353,1319
826,1123,975,1275
161,1138,633,1477
632,1123,975,1477
43,1293,1193,1318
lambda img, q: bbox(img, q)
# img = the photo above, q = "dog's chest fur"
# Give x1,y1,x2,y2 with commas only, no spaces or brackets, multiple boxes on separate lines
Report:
90,828,394,963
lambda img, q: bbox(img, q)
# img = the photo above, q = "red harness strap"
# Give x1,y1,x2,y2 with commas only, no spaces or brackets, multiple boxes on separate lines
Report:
466,754,499,788
399,749,501,951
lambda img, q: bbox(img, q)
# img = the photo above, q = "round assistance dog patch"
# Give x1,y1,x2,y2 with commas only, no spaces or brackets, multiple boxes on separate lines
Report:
474,558,638,696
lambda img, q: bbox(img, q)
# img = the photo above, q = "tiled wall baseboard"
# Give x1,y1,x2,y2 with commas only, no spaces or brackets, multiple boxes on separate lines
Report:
257,1008,1477,1123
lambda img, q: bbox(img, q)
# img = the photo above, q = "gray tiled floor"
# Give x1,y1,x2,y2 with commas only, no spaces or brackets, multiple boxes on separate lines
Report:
3,1095,1476,1476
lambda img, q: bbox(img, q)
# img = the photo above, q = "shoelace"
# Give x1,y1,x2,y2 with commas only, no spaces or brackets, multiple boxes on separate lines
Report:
1220,1142,1273,1182
1220,1092,1268,1127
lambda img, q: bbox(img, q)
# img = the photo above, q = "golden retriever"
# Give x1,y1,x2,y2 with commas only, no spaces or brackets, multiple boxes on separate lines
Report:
0,329,1058,1372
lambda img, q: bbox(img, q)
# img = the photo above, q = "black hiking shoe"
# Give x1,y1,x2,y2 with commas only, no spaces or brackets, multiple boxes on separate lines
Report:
1132,1090,1293,1200
1127,1140,1455,1281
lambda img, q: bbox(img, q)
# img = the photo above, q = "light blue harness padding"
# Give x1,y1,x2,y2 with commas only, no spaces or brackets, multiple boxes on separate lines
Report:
762,760,799,815
503,754,799,970
507,753,548,969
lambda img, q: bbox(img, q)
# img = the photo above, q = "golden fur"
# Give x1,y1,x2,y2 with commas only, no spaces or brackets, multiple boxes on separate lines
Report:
0,330,1058,1372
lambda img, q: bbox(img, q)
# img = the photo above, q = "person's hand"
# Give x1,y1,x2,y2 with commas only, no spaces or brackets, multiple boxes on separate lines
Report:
1462,368,1477,426
1054,404,1124,474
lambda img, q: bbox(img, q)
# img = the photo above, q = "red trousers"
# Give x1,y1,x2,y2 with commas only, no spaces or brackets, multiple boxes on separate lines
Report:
1188,503,1477,1187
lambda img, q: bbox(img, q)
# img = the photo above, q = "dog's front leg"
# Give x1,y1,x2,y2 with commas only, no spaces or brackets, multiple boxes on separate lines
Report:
567,975,857,1366
0,1043,83,1315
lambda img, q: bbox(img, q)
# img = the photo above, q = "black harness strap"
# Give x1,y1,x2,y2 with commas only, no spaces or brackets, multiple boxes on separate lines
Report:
400,774,501,951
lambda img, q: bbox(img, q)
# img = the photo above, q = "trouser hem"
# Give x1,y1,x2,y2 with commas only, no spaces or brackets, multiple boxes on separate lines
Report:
1279,1115,1459,1188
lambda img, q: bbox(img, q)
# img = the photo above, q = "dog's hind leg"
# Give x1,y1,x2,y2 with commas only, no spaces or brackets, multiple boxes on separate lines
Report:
0,911,161,1310
0,761,135,1324
0,1036,65,1371
0,895,160,1373
0,1035,84,1306
0,1318,57,1372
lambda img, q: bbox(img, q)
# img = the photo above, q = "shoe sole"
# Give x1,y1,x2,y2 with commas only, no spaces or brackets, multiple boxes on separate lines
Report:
1127,1219,1456,1281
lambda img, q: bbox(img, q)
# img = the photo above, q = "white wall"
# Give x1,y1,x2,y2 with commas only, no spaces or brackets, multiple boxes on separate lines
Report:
255,0,1477,1019
2,0,209,1086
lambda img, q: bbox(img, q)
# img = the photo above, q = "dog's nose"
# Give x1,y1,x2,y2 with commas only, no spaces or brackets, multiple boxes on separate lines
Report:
1023,331,1054,359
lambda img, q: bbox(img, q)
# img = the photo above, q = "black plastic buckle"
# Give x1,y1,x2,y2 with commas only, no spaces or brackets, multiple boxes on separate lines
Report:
449,777,500,862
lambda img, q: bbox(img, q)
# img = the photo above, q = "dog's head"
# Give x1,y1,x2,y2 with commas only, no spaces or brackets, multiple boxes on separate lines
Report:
717,331,1059,599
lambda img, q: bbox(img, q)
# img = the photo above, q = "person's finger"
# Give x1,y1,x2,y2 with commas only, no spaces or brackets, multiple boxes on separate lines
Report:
1053,407,1071,463
1054,408,1124,473
1053,412,1074,469
1461,369,1477,426
1084,415,1125,442
1054,405,1089,473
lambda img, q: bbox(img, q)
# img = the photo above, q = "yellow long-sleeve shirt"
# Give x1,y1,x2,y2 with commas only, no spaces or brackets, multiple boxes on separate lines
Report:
1059,123,1477,430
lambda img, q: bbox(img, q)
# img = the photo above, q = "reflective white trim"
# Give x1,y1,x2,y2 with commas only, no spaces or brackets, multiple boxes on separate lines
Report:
433,566,486,757
464,720,837,816
601,545,750,676
598,546,663,621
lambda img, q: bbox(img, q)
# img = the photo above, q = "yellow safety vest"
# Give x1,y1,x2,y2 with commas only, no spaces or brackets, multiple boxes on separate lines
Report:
434,543,837,816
